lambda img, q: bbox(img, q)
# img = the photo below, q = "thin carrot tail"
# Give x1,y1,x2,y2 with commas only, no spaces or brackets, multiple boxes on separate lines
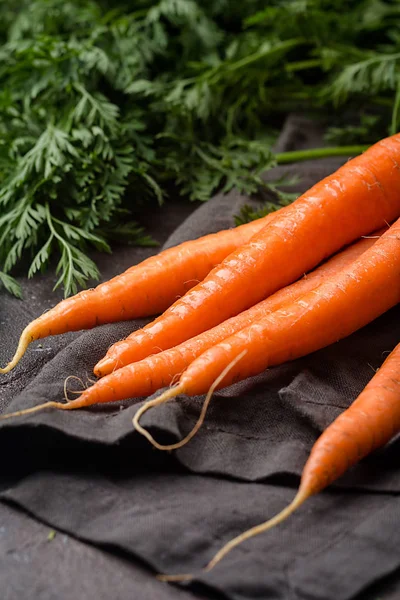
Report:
157,486,310,582
0,395,92,421
133,350,247,451
203,487,310,572
0,401,64,420
0,326,34,374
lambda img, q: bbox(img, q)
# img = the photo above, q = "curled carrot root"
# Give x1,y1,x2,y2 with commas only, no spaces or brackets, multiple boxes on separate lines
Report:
63,375,87,402
132,385,185,450
132,350,247,451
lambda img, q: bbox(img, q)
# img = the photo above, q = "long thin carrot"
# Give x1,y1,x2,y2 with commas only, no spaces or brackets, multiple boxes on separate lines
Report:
133,216,400,444
95,134,400,377
94,233,379,378
0,213,271,374
157,340,400,581
0,234,378,421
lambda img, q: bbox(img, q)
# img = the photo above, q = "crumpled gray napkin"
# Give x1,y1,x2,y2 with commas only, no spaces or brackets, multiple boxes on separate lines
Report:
1,115,399,600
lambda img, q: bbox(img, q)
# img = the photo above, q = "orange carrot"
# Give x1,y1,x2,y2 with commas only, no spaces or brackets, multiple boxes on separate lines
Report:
94,233,380,377
95,134,400,377
132,216,400,444
157,341,400,580
0,233,379,421
0,213,270,374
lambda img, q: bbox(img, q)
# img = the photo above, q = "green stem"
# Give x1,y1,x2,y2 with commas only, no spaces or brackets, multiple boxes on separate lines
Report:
275,145,369,164
225,38,304,73
285,58,323,72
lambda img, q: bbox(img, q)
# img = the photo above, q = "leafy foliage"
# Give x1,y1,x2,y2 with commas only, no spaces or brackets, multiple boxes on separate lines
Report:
234,175,300,225
1,0,400,295
0,271,22,298
324,114,383,145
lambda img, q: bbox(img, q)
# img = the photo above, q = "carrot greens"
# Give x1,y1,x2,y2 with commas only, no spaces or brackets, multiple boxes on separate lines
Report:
2,0,400,296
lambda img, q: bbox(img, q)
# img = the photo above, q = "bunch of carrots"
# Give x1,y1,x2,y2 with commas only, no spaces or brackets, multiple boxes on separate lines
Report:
2,133,400,579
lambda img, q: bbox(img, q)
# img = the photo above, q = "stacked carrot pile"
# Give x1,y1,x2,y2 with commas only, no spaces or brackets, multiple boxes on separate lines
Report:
2,133,400,576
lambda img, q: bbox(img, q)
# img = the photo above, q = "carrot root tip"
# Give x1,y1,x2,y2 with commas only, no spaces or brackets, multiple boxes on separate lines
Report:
93,357,115,377
157,487,310,583
132,385,185,450
0,401,64,421
0,393,93,421
0,329,34,374
204,487,310,573
0,326,37,374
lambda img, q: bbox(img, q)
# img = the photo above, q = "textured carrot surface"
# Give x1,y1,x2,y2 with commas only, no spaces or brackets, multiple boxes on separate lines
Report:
0,233,379,419
97,134,400,376
0,212,270,374
173,215,400,396
172,341,400,578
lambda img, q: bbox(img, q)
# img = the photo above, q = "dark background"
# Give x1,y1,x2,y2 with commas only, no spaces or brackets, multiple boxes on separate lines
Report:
1,116,400,600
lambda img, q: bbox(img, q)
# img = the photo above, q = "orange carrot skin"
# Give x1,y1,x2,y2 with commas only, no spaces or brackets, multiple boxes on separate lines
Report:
171,341,400,575
81,235,378,404
300,341,400,496
177,215,400,396
97,134,400,374
4,216,270,356
94,234,379,377
33,217,271,338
